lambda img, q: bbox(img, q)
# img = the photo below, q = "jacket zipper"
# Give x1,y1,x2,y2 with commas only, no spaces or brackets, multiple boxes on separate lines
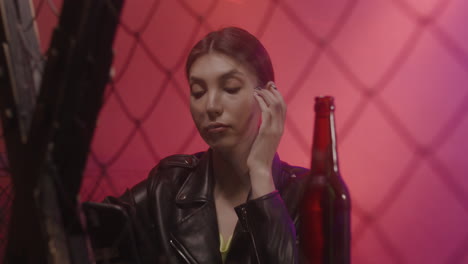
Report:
241,207,261,263
169,238,194,264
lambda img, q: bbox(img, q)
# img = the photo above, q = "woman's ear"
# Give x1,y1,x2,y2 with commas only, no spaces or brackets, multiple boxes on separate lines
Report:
264,81,276,90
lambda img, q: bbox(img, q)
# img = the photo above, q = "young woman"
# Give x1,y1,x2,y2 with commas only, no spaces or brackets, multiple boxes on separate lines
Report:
105,27,308,264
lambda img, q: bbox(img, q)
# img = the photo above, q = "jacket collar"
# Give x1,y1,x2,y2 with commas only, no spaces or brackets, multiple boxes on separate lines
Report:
271,152,283,189
171,150,220,264
172,149,284,264
175,150,214,204
175,149,283,205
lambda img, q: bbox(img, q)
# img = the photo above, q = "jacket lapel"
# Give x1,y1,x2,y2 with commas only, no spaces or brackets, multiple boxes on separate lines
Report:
171,150,222,264
224,153,284,264
170,151,284,264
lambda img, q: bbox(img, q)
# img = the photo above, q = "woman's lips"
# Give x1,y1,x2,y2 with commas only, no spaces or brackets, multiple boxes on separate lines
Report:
208,126,228,133
205,123,229,134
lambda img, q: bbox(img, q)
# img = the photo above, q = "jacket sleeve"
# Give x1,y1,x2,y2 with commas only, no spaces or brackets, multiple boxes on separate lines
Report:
102,178,161,264
234,190,298,264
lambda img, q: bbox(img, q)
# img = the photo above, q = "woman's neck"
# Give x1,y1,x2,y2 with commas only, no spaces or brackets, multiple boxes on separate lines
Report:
212,146,251,199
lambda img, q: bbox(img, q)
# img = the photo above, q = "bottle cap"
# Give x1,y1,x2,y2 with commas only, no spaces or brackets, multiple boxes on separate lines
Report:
315,96,335,113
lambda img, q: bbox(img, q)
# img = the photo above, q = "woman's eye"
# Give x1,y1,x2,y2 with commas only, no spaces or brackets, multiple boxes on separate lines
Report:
224,87,240,94
190,83,205,99
191,90,205,99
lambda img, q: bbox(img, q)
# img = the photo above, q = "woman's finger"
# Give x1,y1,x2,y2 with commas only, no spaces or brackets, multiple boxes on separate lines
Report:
254,90,269,114
254,91,272,131
267,83,285,105
265,83,286,134
256,95,285,134
258,87,285,123
256,89,276,107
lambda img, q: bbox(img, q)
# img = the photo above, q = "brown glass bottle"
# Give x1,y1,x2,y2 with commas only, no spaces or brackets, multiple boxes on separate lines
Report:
300,96,351,264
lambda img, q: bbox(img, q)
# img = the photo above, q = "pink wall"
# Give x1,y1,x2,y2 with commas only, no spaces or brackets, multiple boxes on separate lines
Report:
27,0,468,263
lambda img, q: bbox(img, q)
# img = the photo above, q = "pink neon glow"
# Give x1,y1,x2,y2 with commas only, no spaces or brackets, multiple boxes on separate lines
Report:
32,1,468,263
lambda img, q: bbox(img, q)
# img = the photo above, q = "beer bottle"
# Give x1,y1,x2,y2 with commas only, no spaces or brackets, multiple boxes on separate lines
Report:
300,96,351,263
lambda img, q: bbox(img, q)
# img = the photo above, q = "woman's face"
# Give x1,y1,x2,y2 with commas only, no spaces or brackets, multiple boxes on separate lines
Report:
188,52,261,152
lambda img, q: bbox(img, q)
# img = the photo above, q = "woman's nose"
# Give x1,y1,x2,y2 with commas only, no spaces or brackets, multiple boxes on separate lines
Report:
206,92,223,119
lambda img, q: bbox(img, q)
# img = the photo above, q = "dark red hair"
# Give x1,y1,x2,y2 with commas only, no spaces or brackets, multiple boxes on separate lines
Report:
185,27,274,86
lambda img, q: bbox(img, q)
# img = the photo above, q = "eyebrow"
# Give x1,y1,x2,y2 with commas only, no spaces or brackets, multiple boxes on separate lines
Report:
219,69,244,81
189,69,244,86
189,76,206,87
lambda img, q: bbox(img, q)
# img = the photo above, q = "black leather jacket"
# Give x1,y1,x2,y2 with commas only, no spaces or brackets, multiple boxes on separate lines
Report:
104,150,308,264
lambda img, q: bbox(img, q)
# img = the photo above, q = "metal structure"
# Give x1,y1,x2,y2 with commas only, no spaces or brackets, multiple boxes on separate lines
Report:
0,0,124,263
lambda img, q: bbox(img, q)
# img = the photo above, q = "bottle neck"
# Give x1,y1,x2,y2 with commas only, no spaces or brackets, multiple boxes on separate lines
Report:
310,110,339,175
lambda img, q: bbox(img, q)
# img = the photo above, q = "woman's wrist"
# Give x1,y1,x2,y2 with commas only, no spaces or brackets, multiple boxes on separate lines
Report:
249,168,275,198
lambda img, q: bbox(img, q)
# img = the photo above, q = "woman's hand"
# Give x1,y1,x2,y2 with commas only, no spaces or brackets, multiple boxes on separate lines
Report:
247,81,287,198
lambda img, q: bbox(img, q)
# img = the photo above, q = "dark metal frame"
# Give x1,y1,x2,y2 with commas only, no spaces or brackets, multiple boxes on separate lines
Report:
0,0,124,263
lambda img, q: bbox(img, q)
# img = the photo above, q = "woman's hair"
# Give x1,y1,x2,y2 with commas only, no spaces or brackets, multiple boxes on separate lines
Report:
185,27,274,86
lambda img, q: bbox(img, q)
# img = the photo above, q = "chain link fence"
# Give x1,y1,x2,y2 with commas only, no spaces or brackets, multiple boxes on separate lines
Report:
1,0,468,263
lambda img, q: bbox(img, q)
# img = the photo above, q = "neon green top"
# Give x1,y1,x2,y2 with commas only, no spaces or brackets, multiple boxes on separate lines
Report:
219,233,233,263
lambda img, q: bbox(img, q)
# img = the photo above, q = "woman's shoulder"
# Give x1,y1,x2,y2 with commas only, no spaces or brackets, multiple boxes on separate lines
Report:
277,159,309,187
146,151,205,184
280,161,309,178
106,152,206,207
152,152,204,170
276,160,309,201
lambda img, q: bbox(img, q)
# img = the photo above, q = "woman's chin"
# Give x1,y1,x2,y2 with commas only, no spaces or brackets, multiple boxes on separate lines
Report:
206,138,237,153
